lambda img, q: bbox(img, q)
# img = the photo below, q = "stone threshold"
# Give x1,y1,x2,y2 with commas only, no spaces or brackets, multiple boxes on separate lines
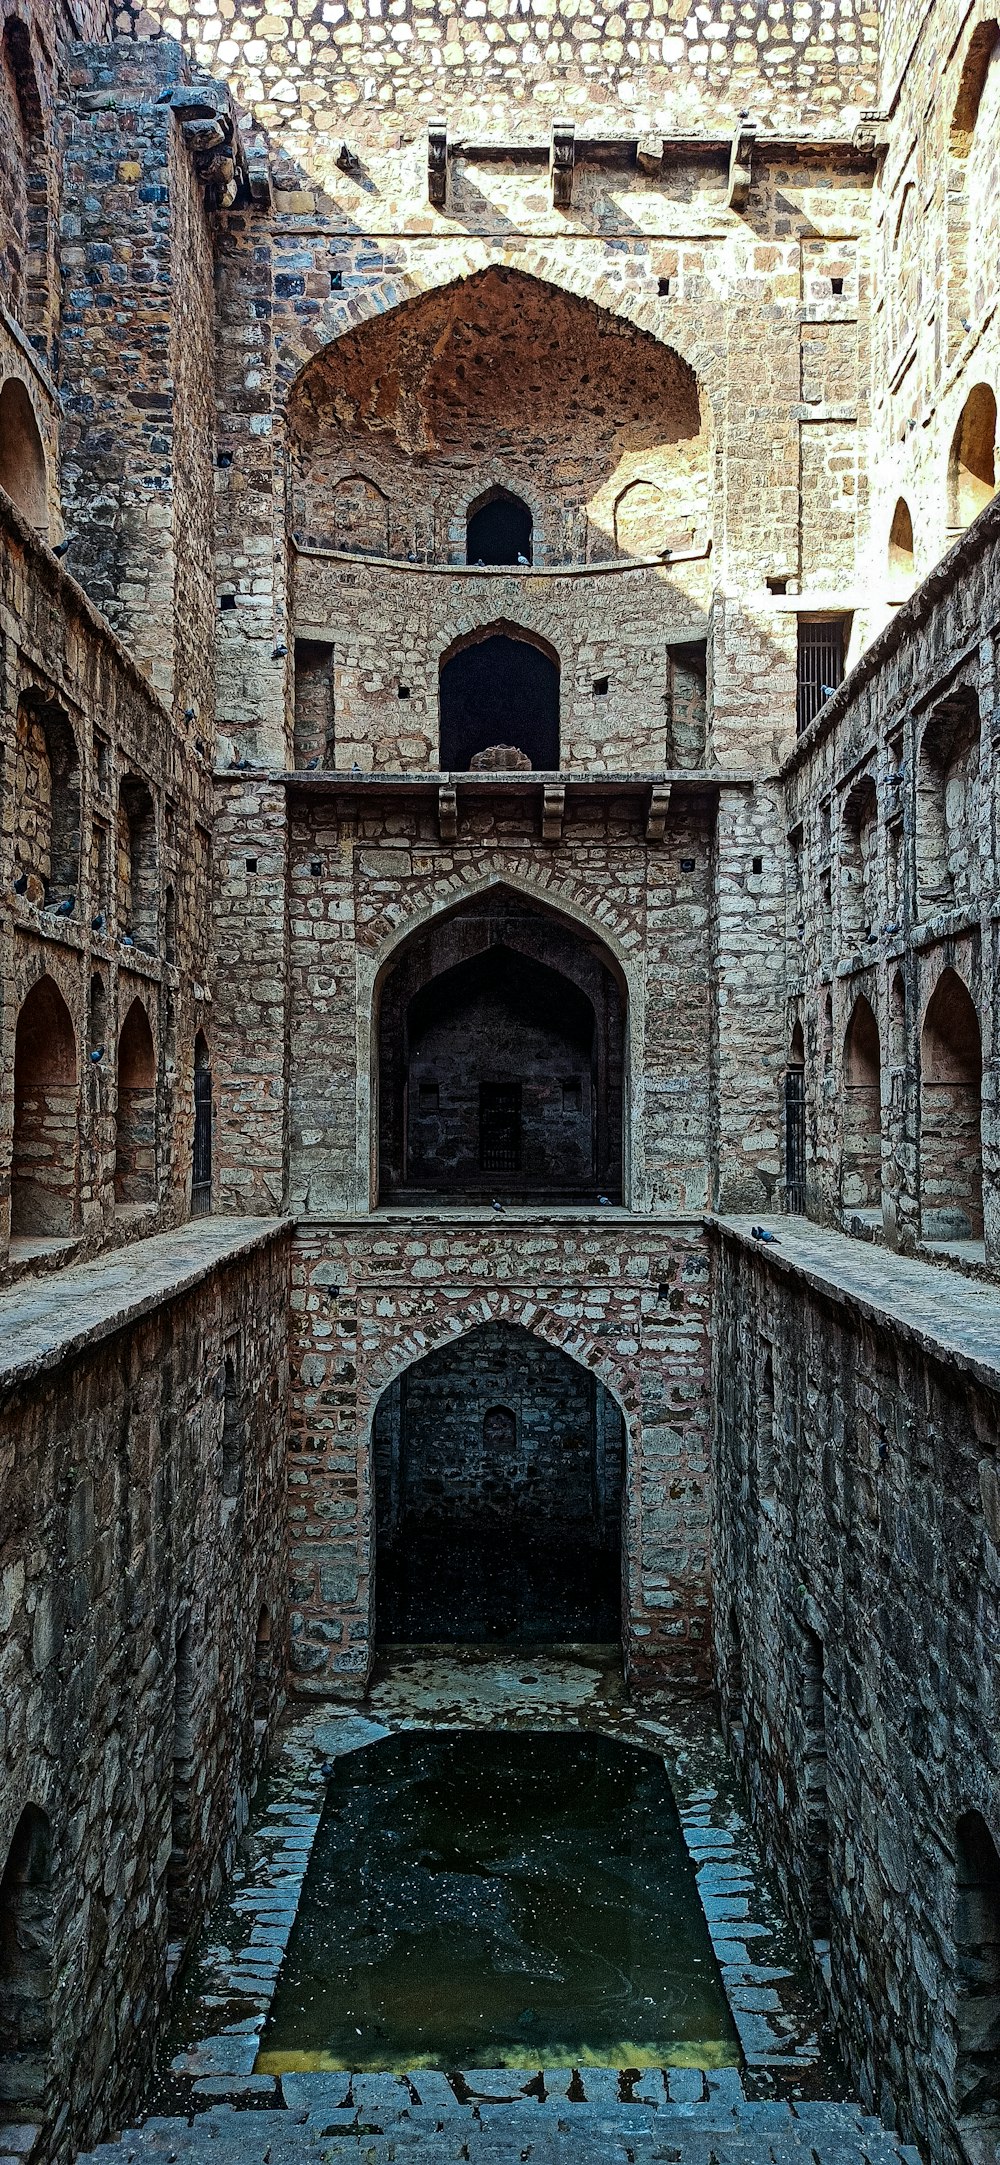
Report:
158,1648,842,2115
709,1216,1000,1391
0,1217,292,1389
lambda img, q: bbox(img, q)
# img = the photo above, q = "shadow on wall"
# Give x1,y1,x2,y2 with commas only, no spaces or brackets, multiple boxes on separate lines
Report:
0,1803,54,2122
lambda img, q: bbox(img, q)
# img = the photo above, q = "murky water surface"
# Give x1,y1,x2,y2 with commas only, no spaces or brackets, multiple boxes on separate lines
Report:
256,1729,740,2074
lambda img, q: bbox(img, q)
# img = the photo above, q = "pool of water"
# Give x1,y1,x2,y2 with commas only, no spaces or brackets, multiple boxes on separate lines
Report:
255,1729,741,2075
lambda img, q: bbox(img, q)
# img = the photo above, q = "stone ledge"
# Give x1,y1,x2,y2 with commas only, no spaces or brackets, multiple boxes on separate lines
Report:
0,1217,292,1391
709,1215,1000,1391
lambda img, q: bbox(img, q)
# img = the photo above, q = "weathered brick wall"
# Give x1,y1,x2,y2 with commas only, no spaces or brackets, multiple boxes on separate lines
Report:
288,1215,712,1691
781,494,1000,1262
0,1222,290,2158
711,1219,1000,2165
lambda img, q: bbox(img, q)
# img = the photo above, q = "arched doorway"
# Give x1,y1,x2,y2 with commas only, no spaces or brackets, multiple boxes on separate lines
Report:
466,488,533,565
954,1810,1000,2123
0,1804,53,2117
377,886,625,1203
374,1322,625,1642
0,378,46,529
920,970,982,1241
11,975,77,1236
439,627,559,771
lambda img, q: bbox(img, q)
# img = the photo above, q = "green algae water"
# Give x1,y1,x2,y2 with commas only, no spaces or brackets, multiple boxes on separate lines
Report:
256,1730,741,2074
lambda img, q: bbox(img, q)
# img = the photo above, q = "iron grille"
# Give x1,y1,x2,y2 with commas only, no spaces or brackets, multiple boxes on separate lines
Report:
192,1061,213,1197
796,619,846,737
784,1066,806,1214
479,1082,521,1173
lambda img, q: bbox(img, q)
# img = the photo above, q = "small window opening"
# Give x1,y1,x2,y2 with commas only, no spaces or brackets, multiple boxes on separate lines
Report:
830,275,844,296
310,860,322,877
752,855,763,875
220,593,237,611
954,1811,1000,2120
398,684,411,699
657,275,671,296
766,574,789,595
245,857,257,874
797,619,848,736
418,1080,439,1111
466,490,533,567
482,1403,517,1455
592,676,609,696
561,1078,582,1118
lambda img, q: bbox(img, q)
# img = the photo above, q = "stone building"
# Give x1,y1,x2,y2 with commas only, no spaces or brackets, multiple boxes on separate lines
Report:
0,0,999,2158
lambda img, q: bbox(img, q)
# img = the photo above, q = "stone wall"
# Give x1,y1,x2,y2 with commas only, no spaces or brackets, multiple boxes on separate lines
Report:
711,1216,1000,2165
287,1214,712,1691
0,1220,290,2158
781,493,1000,1266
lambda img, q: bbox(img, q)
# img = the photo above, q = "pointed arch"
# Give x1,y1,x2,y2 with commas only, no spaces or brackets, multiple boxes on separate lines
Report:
466,487,533,566
920,969,983,1240
11,974,77,1236
115,997,156,1207
0,379,45,528
949,384,997,529
438,619,559,772
842,996,881,1213
887,496,915,598
372,1319,626,1644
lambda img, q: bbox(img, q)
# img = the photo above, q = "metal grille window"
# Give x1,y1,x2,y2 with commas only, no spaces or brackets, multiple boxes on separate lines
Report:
479,1082,521,1173
796,619,847,736
785,1066,806,1214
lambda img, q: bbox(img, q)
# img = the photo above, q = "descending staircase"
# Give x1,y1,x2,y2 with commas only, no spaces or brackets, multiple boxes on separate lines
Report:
79,2068,923,2165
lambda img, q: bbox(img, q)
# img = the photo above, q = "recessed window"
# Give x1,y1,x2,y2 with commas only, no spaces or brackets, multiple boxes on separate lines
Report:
680,856,695,872
592,676,609,696
331,269,343,291
220,593,236,611
766,574,788,595
398,684,410,699
831,275,844,296
245,857,257,873
310,859,322,876
658,276,671,296
752,856,763,874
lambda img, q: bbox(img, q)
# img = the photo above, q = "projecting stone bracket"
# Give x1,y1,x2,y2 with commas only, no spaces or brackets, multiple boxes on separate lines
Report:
428,120,448,207
158,80,250,210
542,785,565,842
725,121,756,211
551,120,576,207
437,785,458,841
646,783,672,842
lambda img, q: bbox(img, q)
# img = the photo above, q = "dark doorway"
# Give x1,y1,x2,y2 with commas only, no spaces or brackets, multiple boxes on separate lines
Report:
0,1805,53,2118
378,887,624,1203
955,1810,1000,2120
374,1323,624,1641
466,490,533,566
439,631,559,770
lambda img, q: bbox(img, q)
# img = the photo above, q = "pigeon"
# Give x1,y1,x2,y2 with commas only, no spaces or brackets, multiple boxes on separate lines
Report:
884,922,899,937
135,939,157,956
46,895,74,915
121,933,135,948
272,641,288,659
233,756,253,771
195,737,207,756
751,1224,779,1244
184,706,197,722
90,1047,104,1064
13,873,27,894
491,1199,507,1215
306,757,320,770
517,552,529,565
52,534,76,558
598,1194,610,1206
91,912,105,932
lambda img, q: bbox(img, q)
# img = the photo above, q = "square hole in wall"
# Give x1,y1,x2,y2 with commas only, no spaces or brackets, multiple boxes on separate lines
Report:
220,593,236,611
658,276,671,296
680,857,695,872
593,676,609,695
246,857,258,874
831,275,844,296
310,860,322,876
331,270,343,291
419,1080,440,1110
766,575,788,595
398,684,411,699
752,855,763,874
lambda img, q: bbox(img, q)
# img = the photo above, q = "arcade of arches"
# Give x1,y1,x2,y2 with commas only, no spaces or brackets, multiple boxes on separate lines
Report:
3,0,1000,2163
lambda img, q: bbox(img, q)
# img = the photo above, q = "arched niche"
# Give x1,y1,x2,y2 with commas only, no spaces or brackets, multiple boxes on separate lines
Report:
887,496,915,599
11,974,77,1236
920,968,983,1241
118,775,157,948
376,884,625,1204
439,623,559,771
0,378,46,529
0,21,49,348
13,694,79,904
287,266,710,567
466,487,533,566
0,1803,53,2118
840,774,878,946
917,692,980,913
842,995,881,1214
949,384,997,529
192,1028,212,1216
115,997,156,1208
372,1320,625,1642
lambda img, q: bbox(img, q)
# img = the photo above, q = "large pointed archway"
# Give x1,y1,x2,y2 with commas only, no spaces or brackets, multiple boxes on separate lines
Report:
376,883,626,1203
374,1321,625,1643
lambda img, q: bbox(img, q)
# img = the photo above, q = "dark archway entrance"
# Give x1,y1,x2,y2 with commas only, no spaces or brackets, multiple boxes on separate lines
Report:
374,1323,624,1642
466,489,533,565
377,886,625,1203
439,629,559,770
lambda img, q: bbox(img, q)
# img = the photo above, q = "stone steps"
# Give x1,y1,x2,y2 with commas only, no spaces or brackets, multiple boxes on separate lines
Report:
78,2076,923,2165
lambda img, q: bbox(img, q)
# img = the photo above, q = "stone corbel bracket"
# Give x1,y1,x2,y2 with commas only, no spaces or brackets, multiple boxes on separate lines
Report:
438,784,458,841
160,81,249,210
725,120,756,211
542,784,565,842
550,120,575,208
646,782,671,843
428,119,448,208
